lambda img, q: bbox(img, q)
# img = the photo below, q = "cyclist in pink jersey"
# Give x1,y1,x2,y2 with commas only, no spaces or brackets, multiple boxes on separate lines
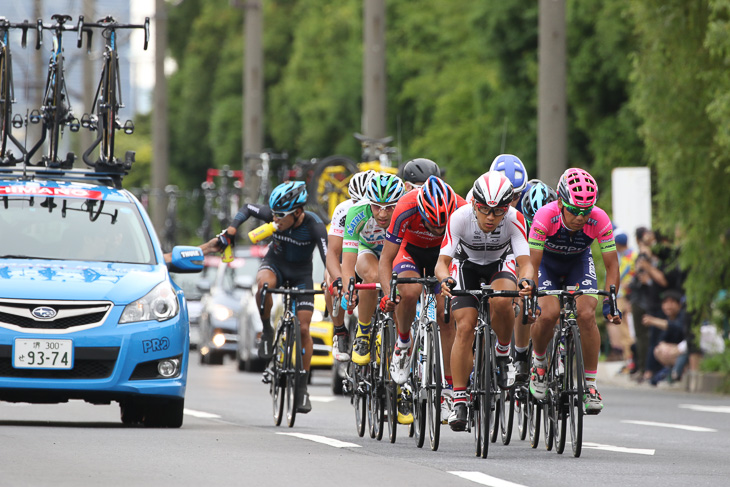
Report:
527,168,622,413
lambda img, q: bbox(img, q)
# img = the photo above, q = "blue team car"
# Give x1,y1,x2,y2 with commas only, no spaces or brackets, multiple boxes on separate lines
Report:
0,169,203,427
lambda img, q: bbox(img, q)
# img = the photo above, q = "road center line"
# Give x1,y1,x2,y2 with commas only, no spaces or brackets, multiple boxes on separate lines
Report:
183,408,221,419
621,420,716,432
277,432,361,448
582,442,655,455
679,404,730,414
310,396,336,403
449,472,527,487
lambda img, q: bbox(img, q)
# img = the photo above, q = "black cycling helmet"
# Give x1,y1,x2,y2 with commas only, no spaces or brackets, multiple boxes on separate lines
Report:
401,158,441,184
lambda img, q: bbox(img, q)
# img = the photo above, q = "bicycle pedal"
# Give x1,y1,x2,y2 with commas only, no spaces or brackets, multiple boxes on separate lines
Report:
261,369,272,384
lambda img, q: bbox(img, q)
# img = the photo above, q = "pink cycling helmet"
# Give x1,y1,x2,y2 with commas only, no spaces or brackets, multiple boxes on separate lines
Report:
557,168,597,208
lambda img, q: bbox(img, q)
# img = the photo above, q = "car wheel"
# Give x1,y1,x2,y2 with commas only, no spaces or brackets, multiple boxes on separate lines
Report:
120,400,145,425
237,356,246,371
199,351,209,365
332,362,346,395
143,398,185,428
208,352,224,365
244,356,266,373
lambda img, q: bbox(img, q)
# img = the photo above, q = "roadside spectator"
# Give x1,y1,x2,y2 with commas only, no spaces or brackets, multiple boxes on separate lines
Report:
644,289,689,384
607,228,636,363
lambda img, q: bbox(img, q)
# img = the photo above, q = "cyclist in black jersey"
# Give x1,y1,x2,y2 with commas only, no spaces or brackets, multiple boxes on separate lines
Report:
221,181,327,414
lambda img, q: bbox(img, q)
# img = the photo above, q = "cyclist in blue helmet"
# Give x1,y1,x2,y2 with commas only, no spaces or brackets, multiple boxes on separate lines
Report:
219,180,327,414
489,154,529,212
521,180,557,228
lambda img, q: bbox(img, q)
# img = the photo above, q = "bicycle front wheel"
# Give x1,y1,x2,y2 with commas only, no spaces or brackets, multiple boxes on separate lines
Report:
474,329,491,459
367,321,385,440
353,364,367,437
528,391,541,449
412,328,426,449
285,318,302,428
0,48,10,158
382,318,398,444
271,327,286,426
426,322,442,451
514,384,529,441
567,325,585,457
100,55,118,164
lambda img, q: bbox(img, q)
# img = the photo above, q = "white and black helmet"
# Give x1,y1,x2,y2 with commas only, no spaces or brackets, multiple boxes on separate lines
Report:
472,171,514,208
348,170,377,202
401,158,441,184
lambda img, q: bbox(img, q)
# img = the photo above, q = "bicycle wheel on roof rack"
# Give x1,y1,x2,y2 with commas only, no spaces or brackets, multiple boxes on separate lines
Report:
0,48,10,159
307,154,359,224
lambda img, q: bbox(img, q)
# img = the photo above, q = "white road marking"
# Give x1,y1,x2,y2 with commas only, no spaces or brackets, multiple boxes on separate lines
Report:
277,432,361,448
183,409,221,419
679,404,730,414
582,442,655,455
622,420,716,432
449,472,527,487
310,396,336,403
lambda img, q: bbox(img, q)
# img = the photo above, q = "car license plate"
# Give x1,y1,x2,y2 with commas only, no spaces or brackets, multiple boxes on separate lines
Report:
13,338,73,369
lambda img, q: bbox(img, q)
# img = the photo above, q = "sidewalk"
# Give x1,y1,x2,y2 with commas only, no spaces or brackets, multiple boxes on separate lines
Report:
599,360,726,394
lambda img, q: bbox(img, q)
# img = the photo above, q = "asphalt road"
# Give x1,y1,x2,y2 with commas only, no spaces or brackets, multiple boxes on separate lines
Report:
1,359,728,487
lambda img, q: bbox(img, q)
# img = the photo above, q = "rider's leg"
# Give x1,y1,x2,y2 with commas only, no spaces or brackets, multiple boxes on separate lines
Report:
394,272,420,346
296,309,314,372
436,293,454,381
576,295,600,373
255,268,278,358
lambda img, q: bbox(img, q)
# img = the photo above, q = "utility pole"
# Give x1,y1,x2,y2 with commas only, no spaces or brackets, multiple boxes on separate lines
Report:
151,0,169,232
362,0,386,139
242,0,263,203
537,0,567,187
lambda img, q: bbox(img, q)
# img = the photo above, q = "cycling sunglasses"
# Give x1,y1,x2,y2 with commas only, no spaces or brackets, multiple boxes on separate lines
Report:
475,202,508,217
562,200,594,217
370,203,397,214
273,209,297,219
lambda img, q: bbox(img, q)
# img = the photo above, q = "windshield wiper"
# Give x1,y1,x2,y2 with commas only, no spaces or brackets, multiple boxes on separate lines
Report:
0,255,54,260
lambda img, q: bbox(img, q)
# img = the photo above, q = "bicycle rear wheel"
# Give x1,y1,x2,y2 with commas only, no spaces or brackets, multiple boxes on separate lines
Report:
368,322,385,440
426,323,442,451
285,318,302,428
100,55,117,164
271,327,286,426
307,155,359,224
382,318,398,443
514,385,528,441
567,325,585,457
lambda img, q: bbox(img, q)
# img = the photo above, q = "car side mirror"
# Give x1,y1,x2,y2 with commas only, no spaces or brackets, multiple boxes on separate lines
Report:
167,246,204,274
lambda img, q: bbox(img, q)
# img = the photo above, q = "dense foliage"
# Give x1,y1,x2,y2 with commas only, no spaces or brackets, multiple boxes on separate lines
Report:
158,0,730,313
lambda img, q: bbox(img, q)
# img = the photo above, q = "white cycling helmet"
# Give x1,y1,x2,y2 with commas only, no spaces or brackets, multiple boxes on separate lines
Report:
472,171,514,208
348,170,377,203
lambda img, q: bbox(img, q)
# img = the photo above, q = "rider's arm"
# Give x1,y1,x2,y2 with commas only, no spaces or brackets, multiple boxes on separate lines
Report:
434,254,453,297
379,240,400,297
326,235,344,280
313,220,328,272
226,203,273,235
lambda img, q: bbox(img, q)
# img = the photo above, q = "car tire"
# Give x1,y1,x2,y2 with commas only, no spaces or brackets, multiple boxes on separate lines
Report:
208,352,224,365
120,400,145,425
143,398,185,428
244,356,266,373
237,356,246,371
331,362,346,395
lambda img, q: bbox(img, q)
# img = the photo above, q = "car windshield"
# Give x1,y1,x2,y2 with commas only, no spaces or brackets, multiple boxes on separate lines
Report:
0,196,155,264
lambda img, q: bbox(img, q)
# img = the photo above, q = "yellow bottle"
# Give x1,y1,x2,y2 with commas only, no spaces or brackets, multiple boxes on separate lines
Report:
222,244,234,263
248,222,278,243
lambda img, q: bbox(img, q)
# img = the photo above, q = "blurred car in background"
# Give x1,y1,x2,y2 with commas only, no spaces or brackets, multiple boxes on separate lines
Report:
236,254,334,374
198,246,267,365
170,258,219,349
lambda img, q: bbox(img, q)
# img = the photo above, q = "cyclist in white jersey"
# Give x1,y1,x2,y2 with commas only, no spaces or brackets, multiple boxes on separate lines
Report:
435,171,535,431
325,170,376,362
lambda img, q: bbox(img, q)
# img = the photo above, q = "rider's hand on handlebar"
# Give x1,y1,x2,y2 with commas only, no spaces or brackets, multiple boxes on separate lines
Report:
379,295,400,312
603,297,623,324
328,277,343,297
340,291,358,312
518,278,535,298
439,277,456,298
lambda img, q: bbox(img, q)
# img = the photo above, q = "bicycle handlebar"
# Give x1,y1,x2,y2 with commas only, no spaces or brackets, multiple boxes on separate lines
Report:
77,15,150,51
444,287,526,325
537,285,618,316
35,15,80,50
258,283,324,315
0,19,33,48
354,283,381,291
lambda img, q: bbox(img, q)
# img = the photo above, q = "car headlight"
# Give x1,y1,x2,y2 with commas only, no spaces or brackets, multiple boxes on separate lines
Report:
211,303,234,322
120,282,180,323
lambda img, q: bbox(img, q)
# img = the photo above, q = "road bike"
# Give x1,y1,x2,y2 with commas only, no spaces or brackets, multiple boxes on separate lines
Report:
26,14,82,169
78,15,149,171
307,132,399,223
537,285,617,457
445,285,530,458
244,150,288,204
260,282,324,428
0,18,32,166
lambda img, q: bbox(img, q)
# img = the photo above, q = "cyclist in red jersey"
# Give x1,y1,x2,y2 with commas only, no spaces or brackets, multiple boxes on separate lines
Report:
378,175,466,423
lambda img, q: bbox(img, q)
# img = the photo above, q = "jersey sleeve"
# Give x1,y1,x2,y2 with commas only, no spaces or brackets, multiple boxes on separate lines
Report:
385,199,416,245
508,210,530,257
527,205,551,251
231,203,273,228
591,208,617,253
312,219,328,265
328,200,350,237
439,211,461,257
343,204,369,253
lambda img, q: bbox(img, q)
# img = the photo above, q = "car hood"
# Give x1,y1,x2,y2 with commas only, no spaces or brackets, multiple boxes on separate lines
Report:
0,260,166,303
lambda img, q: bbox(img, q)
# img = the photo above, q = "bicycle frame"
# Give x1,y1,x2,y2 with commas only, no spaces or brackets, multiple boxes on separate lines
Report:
0,18,30,166
27,14,80,168
79,16,149,170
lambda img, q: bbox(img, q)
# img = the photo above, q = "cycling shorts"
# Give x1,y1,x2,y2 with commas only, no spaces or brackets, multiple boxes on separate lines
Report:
538,251,597,294
450,259,517,311
260,257,314,312
393,243,439,277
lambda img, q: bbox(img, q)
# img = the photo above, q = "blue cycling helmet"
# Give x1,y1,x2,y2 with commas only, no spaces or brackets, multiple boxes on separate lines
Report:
367,173,406,204
269,181,307,212
521,179,557,225
489,154,528,194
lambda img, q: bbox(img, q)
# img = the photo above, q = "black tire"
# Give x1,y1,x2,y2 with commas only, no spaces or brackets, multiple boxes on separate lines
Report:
332,361,346,395
307,155,359,224
412,330,426,449
271,326,286,426
207,352,224,365
383,318,398,444
528,392,541,449
514,385,529,441
119,400,144,425
143,398,184,428
543,394,554,451
285,318,302,428
501,387,514,445
551,335,568,454
369,324,385,441
245,356,266,373
47,60,63,165
489,333,499,445
100,56,117,164
568,325,585,457
0,49,10,158
475,329,491,459
426,323,442,451
354,365,367,437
